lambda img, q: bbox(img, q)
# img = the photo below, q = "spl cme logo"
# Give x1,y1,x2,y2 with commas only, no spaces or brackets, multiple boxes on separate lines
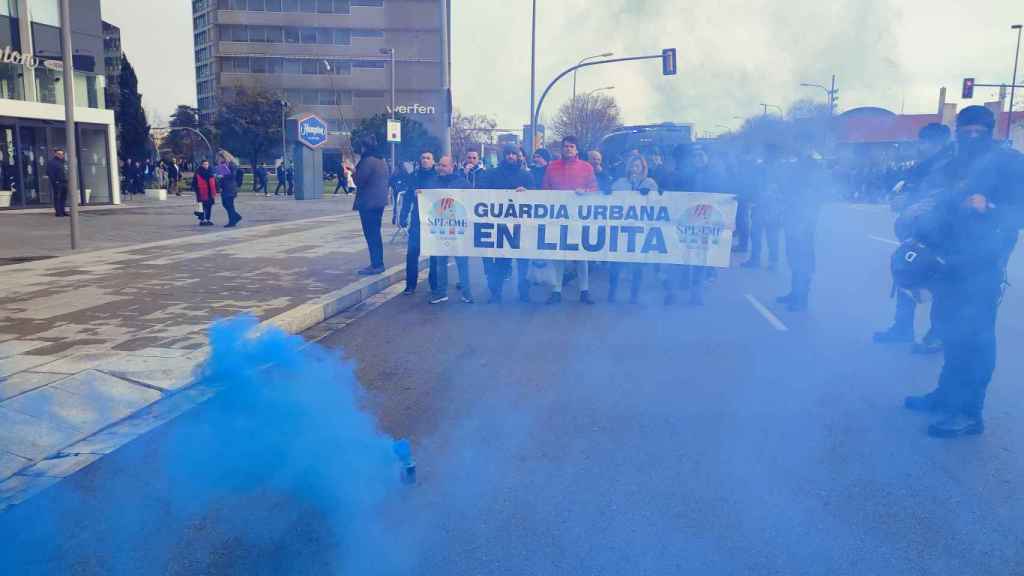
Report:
676,202,726,249
427,197,468,246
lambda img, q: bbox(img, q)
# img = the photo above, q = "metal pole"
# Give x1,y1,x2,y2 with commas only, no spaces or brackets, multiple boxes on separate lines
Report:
390,49,397,169
281,100,287,167
529,0,537,152
60,0,79,249
1007,25,1022,141
439,0,451,156
830,74,837,115
572,53,613,102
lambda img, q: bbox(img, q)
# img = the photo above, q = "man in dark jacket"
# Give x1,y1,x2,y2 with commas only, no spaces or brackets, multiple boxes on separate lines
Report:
479,145,535,303
431,155,475,303
463,150,486,188
588,150,614,193
353,138,390,275
530,148,551,188
904,106,1024,438
46,149,68,217
253,165,268,195
286,164,295,195
274,163,287,195
874,123,952,345
399,151,441,297
167,158,182,196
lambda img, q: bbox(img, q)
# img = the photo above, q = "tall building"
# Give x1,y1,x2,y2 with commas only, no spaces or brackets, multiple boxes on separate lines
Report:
191,0,450,163
102,20,122,113
0,0,120,210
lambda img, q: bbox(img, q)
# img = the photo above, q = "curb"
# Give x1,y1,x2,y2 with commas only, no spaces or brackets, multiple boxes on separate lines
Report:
0,258,422,512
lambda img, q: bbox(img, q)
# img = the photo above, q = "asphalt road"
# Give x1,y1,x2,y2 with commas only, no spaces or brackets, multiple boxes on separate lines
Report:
2,203,1023,575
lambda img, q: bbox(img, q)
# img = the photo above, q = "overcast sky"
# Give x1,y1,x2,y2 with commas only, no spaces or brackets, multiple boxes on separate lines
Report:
100,0,1023,131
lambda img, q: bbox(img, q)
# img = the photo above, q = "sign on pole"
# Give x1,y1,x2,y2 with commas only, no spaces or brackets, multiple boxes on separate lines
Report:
387,119,402,143
296,114,328,149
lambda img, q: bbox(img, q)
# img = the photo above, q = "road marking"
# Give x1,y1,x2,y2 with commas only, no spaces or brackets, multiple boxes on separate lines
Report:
745,294,789,332
868,235,900,246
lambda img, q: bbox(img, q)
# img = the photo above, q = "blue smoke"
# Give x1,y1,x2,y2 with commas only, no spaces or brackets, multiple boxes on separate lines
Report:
1,316,412,574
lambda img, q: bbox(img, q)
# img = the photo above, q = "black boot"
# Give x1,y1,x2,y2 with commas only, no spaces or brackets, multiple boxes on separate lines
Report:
904,392,946,413
928,414,984,438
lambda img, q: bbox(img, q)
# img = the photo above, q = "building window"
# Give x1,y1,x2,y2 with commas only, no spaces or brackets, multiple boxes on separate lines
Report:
284,27,299,43
248,26,267,42
267,26,283,43
351,0,383,6
28,0,60,26
316,28,332,44
316,0,332,12
300,0,315,11
283,0,299,11
319,90,336,105
302,90,317,105
284,59,301,74
247,0,265,9
300,28,317,44
333,29,350,45
351,29,385,39
334,0,350,13
352,60,385,69
301,59,317,75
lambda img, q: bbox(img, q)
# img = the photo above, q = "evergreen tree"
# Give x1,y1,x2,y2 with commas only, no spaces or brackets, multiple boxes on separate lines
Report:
214,87,283,168
351,114,441,164
116,54,151,162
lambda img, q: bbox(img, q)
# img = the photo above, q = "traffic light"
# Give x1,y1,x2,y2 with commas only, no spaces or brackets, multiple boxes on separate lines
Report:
662,48,677,76
962,78,975,99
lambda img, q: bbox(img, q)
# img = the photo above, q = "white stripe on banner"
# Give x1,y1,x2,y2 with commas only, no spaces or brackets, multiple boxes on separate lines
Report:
417,188,738,267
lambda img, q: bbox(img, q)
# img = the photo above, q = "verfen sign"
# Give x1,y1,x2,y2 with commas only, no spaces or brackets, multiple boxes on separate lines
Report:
1,45,63,71
386,104,436,115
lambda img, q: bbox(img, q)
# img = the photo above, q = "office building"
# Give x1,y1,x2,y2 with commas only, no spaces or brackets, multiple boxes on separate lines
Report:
102,20,121,113
191,0,450,163
0,0,119,210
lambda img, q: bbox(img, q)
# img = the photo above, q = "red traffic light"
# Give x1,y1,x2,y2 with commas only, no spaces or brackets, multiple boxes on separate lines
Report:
962,78,975,99
662,48,677,76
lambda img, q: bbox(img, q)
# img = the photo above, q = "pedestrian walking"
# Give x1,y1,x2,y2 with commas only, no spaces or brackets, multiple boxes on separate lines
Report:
398,151,441,298
192,159,217,226
607,154,658,303
542,136,599,305
286,164,295,196
903,105,1024,438
132,159,146,197
215,151,243,227
274,163,287,195
478,145,535,303
46,148,68,217
776,148,827,312
253,165,268,195
167,157,182,196
353,137,389,276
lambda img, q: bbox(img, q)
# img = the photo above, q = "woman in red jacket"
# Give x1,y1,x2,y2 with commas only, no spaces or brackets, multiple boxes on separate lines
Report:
192,159,218,226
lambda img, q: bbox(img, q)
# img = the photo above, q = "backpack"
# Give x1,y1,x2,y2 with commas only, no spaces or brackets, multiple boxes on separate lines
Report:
891,239,945,289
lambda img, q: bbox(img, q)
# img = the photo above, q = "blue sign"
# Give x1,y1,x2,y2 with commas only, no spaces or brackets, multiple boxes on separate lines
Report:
297,115,328,149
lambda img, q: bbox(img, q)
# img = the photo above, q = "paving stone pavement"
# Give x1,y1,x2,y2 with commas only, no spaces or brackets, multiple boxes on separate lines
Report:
0,205,410,487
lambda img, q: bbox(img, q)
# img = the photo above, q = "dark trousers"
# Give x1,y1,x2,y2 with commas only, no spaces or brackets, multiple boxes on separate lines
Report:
430,256,471,298
287,181,294,195
334,180,347,195
662,265,705,297
254,178,267,193
53,184,68,216
406,223,421,290
222,194,240,223
892,289,917,334
734,198,751,251
274,181,286,195
931,281,1001,417
785,220,816,299
749,204,781,264
484,258,529,299
609,263,643,300
359,208,385,269
201,200,213,222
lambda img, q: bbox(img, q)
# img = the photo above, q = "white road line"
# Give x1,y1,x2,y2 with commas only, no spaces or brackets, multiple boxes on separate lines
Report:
745,294,789,332
868,235,900,246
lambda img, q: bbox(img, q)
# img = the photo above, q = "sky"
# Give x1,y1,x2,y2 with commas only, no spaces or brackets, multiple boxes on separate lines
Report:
101,0,1023,132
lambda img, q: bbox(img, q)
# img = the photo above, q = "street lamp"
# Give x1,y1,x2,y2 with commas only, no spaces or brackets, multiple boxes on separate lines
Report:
573,52,614,101
279,99,288,168
1008,24,1022,141
760,103,783,116
380,47,397,170
586,85,615,97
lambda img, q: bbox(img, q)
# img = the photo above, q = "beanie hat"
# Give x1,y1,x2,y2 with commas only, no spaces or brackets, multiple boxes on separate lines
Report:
533,148,552,162
956,105,995,130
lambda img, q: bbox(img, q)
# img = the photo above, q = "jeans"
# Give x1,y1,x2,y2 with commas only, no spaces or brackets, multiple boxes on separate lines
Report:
274,181,286,195
53,184,68,216
201,200,213,222
430,256,471,298
931,280,1002,417
552,261,589,293
749,203,781,265
785,218,816,299
359,208,385,268
484,258,530,299
609,263,643,300
222,194,241,224
406,223,421,290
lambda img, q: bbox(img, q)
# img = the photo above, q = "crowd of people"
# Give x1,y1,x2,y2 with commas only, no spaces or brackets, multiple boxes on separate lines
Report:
348,104,1023,440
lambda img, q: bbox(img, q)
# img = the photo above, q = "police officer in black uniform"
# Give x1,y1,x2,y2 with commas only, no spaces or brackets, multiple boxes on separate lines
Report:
904,106,1024,438
46,148,68,217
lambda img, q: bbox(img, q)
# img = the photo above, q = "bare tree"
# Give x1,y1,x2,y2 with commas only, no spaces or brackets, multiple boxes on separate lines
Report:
451,111,498,162
552,93,623,153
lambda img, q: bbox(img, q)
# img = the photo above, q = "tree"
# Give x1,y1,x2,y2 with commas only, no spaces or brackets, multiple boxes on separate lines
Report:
552,93,622,153
164,105,214,161
116,54,151,162
451,111,497,161
350,114,441,164
214,86,285,168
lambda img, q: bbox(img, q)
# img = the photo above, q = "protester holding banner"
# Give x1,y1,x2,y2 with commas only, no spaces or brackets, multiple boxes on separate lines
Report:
542,136,600,305
608,154,659,303
479,144,535,303
400,151,441,298
433,156,475,304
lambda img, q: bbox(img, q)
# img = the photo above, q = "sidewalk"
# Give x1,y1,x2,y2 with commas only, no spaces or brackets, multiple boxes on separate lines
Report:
0,205,413,493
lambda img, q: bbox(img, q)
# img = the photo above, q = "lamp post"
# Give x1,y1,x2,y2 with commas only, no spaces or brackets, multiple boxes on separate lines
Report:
279,99,288,168
586,85,615,97
760,103,783,117
800,76,837,115
1008,24,1022,141
573,52,614,101
59,0,79,249
380,47,397,170
529,0,537,152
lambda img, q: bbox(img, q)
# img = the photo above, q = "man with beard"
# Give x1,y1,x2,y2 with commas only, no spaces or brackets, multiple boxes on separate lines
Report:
399,151,442,299
478,145,535,303
903,106,1024,438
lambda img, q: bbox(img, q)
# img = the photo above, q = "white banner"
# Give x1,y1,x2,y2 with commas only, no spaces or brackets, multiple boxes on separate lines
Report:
417,189,737,267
